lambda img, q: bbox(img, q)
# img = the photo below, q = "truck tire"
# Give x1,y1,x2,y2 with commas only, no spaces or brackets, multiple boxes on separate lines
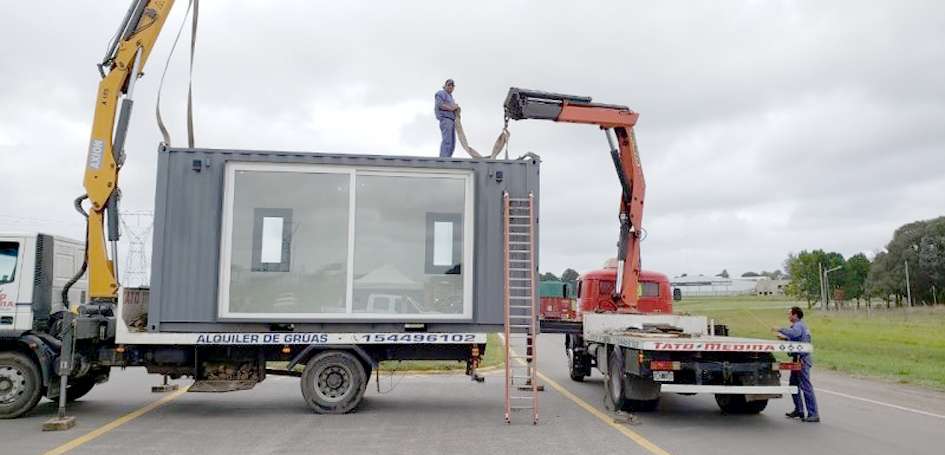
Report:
607,349,629,411
65,377,97,403
714,394,768,414
628,398,660,412
0,351,43,419
567,348,588,382
300,350,367,414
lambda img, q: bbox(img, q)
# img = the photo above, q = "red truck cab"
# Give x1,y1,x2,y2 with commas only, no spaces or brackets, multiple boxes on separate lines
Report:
577,268,672,315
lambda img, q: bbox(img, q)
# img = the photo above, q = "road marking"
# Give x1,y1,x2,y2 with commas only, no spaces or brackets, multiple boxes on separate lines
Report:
43,388,187,455
499,334,670,453
536,371,672,455
817,387,945,420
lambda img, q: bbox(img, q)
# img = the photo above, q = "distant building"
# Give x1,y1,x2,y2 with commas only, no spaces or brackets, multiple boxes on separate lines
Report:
671,275,759,297
671,275,790,297
754,279,789,296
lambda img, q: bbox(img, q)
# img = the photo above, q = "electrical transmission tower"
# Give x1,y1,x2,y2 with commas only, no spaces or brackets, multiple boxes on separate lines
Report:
120,210,154,288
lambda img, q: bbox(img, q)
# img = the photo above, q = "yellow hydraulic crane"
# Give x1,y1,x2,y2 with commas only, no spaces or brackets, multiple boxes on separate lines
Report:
46,0,179,430
77,0,175,303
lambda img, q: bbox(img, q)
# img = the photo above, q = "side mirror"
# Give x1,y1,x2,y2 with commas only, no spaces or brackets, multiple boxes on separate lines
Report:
673,288,682,301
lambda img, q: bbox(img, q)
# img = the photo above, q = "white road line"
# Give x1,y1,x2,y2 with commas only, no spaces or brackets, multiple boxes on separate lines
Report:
817,387,945,420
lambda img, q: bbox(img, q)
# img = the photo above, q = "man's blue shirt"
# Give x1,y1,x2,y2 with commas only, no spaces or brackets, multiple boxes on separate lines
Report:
434,89,455,120
779,320,813,364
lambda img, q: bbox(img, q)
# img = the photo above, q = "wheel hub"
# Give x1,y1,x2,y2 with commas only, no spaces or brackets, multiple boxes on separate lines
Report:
0,366,26,404
315,365,352,402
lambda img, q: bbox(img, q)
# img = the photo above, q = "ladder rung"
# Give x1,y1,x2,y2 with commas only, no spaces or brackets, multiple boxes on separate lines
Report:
509,259,531,263
509,296,532,299
509,316,533,320
508,242,532,245
510,396,534,400
510,355,534,360
508,216,532,219
508,198,531,202
508,269,532,273
509,305,533,309
510,406,534,410
508,286,532,290
508,324,532,328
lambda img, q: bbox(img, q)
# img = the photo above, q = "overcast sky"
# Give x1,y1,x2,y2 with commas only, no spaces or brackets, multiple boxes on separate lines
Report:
2,1,943,281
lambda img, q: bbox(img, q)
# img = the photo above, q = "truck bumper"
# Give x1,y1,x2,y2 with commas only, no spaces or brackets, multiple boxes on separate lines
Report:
660,384,797,395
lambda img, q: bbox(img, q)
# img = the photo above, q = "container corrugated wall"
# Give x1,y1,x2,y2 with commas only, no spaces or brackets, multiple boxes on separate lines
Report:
148,146,539,333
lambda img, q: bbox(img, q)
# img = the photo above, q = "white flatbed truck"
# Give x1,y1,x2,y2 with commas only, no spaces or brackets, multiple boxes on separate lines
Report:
577,313,811,413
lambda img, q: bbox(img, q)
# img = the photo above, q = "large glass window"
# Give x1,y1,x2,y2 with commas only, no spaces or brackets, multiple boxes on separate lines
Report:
352,174,467,317
0,242,18,284
219,164,473,320
223,165,351,316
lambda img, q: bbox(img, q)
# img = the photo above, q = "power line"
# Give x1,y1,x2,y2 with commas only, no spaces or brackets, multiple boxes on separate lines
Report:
120,210,154,287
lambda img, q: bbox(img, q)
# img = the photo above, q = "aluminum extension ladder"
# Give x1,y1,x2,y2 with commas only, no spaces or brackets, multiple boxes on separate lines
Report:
503,192,539,424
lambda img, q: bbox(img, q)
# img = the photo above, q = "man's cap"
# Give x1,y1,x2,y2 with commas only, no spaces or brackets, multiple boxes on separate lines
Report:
445,79,455,87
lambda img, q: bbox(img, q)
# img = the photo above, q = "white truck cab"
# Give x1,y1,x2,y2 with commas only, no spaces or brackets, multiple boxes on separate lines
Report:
0,233,86,335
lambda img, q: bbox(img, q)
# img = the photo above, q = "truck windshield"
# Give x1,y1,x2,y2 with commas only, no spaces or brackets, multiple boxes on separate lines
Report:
0,241,18,284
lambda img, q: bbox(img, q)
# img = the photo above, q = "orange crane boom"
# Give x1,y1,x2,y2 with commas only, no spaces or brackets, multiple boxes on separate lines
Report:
503,88,646,311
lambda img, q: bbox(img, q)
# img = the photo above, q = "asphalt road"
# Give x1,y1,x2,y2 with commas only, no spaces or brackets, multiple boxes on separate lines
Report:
4,334,945,455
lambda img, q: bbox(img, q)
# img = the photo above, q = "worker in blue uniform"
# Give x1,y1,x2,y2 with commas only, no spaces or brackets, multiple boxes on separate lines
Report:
773,306,820,423
434,79,460,157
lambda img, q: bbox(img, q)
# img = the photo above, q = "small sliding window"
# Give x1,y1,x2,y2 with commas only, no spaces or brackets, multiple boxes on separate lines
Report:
251,208,292,272
425,213,463,275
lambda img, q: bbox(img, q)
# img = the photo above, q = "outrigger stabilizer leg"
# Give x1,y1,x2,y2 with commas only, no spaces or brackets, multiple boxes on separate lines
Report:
42,312,77,431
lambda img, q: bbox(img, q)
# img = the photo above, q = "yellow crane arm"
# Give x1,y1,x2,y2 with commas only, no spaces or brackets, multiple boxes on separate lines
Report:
82,0,176,300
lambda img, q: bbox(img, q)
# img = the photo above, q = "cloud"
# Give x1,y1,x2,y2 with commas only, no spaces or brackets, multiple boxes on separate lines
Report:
1,0,943,283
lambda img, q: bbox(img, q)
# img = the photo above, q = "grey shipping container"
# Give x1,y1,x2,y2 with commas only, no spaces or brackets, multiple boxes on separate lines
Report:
147,146,540,333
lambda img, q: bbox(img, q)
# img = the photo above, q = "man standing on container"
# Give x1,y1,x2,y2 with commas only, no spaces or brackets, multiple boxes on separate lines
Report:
434,79,460,157
773,307,820,423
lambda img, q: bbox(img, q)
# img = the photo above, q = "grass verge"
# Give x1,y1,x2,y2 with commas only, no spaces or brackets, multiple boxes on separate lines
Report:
676,296,945,390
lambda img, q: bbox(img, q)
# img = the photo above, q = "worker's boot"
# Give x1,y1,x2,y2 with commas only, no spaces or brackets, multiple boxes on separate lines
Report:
801,415,820,423
785,410,803,419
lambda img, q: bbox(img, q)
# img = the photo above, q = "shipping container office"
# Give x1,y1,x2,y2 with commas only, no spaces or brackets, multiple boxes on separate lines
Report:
145,146,540,333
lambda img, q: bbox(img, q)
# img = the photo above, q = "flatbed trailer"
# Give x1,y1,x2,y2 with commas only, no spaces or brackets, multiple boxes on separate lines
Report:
562,313,811,414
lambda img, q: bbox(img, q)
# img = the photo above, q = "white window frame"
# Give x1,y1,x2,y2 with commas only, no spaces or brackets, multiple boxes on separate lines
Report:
218,162,475,320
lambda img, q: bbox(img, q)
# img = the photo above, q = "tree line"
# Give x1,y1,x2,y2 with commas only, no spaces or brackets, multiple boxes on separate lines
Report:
785,216,945,308
540,268,579,286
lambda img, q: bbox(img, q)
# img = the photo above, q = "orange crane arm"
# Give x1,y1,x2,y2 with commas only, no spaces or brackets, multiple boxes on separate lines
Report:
503,88,646,311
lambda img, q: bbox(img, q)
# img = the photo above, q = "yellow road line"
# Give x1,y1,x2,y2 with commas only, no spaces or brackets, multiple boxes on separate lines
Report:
500,334,670,454
44,388,187,455
536,371,673,455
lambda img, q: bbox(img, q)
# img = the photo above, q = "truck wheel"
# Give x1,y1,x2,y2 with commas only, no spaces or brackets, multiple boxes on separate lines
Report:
628,398,660,412
300,351,366,414
65,377,97,403
567,348,587,382
0,352,43,419
714,394,768,414
607,349,629,411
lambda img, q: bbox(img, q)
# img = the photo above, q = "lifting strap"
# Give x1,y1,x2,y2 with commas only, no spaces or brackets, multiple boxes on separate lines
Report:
156,0,198,147
455,111,510,159
186,0,199,147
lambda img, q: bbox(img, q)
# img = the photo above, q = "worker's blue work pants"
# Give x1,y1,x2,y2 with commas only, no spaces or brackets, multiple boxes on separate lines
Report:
439,118,456,158
790,360,818,417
